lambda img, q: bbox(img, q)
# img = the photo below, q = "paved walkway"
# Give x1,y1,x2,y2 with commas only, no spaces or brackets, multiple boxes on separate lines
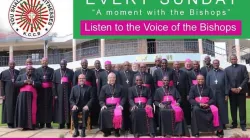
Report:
0,127,248,138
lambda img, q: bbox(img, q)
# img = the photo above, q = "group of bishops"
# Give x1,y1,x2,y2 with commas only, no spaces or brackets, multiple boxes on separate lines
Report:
0,54,249,138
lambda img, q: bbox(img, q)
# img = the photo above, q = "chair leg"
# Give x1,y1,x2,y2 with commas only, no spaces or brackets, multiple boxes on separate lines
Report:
70,117,73,134
87,116,91,131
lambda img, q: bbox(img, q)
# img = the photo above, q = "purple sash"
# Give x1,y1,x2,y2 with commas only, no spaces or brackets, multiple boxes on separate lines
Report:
134,97,147,104
104,97,123,129
106,97,120,105
142,84,151,88
20,85,37,125
134,97,153,118
85,81,92,86
195,97,219,127
157,80,174,87
162,95,184,122
113,105,122,129
192,80,198,85
61,77,69,83
157,81,164,87
42,82,52,88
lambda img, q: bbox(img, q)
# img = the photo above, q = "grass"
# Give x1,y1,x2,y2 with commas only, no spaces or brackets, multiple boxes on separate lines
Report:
0,99,249,127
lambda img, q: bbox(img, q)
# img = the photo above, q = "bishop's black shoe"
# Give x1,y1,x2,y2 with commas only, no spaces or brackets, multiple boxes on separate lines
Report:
81,129,86,137
72,130,79,137
134,133,139,138
7,123,14,128
150,133,155,138
230,125,237,129
58,124,65,129
39,123,45,128
216,130,224,138
103,132,111,137
114,129,120,137
46,123,52,129
66,123,70,129
241,127,247,131
194,134,199,138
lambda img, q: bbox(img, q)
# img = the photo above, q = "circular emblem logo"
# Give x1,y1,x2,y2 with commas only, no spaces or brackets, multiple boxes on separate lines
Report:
9,0,55,39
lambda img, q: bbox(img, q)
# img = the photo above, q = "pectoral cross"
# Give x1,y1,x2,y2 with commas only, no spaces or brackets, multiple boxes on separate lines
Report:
166,96,169,101
11,79,14,82
111,96,114,100
126,79,129,84
215,80,218,84
199,96,202,101
138,100,141,105
43,75,46,79
177,81,179,85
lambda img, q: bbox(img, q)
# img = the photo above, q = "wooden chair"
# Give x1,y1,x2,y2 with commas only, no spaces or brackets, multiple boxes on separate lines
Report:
70,112,91,134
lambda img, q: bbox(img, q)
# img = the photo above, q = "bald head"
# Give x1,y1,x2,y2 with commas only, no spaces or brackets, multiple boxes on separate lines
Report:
108,72,116,85
78,74,85,79
230,54,238,65
135,75,143,85
94,60,101,70
213,59,220,69
193,61,199,70
132,63,139,72
139,63,147,73
123,61,130,71
60,59,67,70
197,74,205,85
185,59,193,70
161,59,168,69
26,58,33,65
124,61,129,65
42,57,48,61
162,75,170,87
204,56,211,65
81,59,88,63
9,60,15,69
81,59,88,69
78,74,86,85
41,57,48,67
155,57,162,67
60,59,67,64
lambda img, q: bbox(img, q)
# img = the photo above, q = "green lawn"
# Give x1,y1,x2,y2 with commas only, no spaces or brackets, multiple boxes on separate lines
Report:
0,99,249,127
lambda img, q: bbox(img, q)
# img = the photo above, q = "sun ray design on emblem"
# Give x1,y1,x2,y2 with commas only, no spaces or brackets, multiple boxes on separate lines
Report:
15,0,49,33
